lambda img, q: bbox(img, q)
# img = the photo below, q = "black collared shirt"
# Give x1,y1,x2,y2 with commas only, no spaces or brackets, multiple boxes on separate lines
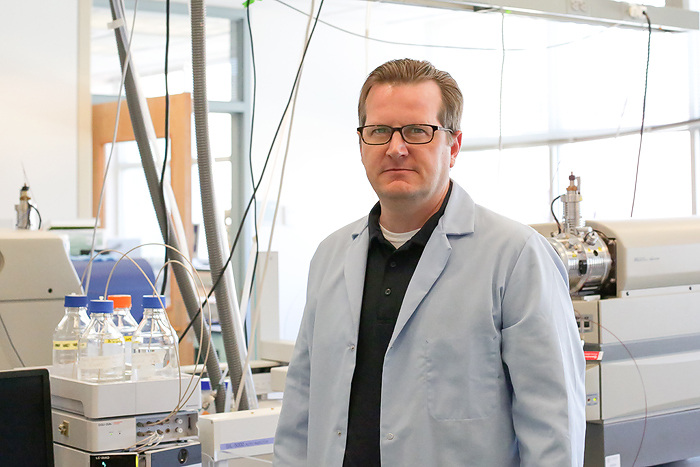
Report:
343,183,453,467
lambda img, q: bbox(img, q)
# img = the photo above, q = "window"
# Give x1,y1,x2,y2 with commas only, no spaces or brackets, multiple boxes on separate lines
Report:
245,0,700,343
93,0,700,347
92,1,245,274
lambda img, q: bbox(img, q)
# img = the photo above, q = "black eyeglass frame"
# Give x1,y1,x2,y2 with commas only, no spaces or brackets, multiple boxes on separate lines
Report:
357,124,453,145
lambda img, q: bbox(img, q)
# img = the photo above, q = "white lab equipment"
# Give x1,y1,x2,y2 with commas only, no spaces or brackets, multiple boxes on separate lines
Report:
0,229,82,370
51,373,201,466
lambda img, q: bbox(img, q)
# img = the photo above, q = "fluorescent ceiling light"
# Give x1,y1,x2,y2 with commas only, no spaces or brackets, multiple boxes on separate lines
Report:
371,0,699,31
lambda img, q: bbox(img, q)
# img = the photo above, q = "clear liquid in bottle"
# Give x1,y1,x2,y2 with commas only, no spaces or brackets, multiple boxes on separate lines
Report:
78,299,126,383
132,295,179,381
52,294,90,378
108,294,138,375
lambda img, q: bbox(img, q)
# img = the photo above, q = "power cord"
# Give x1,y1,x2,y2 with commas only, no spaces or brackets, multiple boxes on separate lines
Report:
234,0,318,411
159,0,172,296
550,195,562,233
179,0,327,341
0,313,25,367
29,204,42,229
246,3,261,334
630,11,651,218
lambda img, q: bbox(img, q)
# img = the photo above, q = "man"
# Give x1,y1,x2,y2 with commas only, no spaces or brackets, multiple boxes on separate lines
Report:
273,58,585,467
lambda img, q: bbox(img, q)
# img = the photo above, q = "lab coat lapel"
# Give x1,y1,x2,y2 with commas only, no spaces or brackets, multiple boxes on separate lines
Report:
388,182,475,348
344,224,370,335
389,228,452,347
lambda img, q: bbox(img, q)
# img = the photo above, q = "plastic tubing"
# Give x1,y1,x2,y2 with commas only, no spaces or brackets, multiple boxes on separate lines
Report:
108,0,227,413
190,0,256,410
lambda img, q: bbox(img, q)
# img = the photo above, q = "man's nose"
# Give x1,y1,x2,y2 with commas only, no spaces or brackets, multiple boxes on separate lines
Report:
386,130,408,157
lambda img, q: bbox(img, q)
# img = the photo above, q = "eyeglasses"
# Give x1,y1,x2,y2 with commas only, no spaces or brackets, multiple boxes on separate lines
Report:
357,124,453,145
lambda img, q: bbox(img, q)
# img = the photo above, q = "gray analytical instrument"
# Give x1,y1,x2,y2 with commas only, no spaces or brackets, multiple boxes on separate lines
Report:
532,174,700,467
545,174,614,296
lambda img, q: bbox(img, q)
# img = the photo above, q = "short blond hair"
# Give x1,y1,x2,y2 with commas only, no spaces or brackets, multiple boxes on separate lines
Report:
358,59,463,133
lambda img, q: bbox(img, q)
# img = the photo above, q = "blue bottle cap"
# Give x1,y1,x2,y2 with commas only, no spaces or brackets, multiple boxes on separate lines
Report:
64,294,88,308
88,299,114,314
143,295,166,309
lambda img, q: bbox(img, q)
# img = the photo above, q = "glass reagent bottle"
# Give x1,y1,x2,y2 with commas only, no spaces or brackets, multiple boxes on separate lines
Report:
132,295,179,381
52,294,90,378
78,299,126,383
108,294,138,375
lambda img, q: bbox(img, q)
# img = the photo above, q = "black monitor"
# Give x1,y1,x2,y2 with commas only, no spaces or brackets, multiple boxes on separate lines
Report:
0,368,55,466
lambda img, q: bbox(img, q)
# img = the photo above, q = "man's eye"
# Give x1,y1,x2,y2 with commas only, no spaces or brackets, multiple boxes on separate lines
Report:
407,126,427,134
371,127,390,135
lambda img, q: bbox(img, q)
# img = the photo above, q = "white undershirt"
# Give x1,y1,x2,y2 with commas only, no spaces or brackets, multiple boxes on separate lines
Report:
379,224,421,249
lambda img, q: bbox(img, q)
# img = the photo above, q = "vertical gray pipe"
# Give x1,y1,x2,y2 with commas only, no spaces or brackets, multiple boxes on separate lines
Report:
191,0,253,410
109,0,227,413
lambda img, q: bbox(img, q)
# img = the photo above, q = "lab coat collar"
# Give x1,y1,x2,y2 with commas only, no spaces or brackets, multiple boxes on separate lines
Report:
439,180,475,236
345,180,476,346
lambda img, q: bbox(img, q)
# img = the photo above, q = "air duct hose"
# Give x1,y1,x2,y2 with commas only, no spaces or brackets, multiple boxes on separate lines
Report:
109,0,227,413
191,0,256,410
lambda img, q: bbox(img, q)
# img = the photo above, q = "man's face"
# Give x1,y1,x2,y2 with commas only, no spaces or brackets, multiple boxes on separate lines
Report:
360,81,462,209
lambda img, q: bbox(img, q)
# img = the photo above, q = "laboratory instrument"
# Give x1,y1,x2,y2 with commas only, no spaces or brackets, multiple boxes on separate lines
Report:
532,174,700,467
51,373,201,466
198,407,280,465
0,229,82,370
15,184,31,229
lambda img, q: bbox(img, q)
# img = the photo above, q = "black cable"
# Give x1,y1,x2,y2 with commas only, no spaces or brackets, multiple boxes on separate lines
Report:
0,313,25,367
179,0,326,341
550,195,562,234
29,204,42,230
246,4,261,333
629,21,651,451
630,12,651,218
160,0,171,296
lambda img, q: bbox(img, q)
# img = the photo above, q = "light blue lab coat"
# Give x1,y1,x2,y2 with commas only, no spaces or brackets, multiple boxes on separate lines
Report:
273,182,585,467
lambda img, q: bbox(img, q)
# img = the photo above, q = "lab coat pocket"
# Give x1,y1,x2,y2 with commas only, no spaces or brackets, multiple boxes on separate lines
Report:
426,335,498,421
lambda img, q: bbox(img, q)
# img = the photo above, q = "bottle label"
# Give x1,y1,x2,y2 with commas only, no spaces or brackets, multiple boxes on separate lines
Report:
103,338,124,344
53,341,78,349
79,354,125,370
132,350,167,368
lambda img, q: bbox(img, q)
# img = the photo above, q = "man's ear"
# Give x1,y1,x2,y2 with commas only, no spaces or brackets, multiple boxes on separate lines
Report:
450,131,462,168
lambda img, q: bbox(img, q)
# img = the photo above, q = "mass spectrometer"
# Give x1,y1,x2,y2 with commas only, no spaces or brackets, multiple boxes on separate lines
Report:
532,174,700,467
0,229,82,370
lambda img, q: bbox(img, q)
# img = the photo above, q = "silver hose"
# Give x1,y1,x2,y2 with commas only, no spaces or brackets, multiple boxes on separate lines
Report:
191,0,255,410
109,0,226,413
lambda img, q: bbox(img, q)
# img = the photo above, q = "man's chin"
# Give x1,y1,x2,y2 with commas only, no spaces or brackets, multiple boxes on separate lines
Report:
376,185,422,201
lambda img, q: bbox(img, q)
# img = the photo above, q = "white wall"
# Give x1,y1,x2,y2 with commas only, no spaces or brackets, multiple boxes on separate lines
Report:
0,0,88,228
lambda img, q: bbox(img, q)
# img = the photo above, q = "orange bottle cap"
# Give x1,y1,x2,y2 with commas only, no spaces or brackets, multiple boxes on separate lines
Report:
107,294,132,309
